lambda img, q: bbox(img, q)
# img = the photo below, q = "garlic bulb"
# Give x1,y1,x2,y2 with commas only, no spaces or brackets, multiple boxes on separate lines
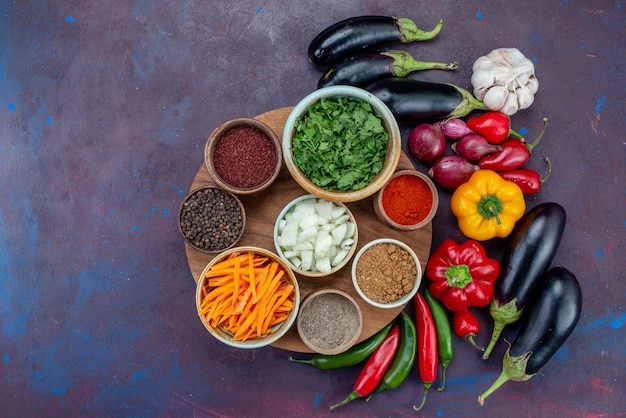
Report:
471,48,539,115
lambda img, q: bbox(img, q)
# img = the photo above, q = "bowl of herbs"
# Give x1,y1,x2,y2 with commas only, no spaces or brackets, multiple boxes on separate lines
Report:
282,86,401,203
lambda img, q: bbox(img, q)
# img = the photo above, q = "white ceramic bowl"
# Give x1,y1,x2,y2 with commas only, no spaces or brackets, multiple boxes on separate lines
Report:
282,86,401,203
351,238,422,309
196,246,300,349
274,194,358,278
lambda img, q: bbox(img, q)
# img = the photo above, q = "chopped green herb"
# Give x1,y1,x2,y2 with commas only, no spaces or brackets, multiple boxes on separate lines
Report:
291,97,389,192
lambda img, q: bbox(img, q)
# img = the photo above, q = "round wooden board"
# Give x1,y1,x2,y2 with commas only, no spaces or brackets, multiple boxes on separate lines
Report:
185,106,433,352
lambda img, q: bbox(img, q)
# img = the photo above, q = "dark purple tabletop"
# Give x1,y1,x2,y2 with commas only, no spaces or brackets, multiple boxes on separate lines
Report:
1,1,624,417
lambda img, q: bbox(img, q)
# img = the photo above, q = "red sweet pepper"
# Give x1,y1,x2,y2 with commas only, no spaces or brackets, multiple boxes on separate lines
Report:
478,118,548,171
498,157,552,195
453,309,484,351
413,291,438,411
329,324,400,410
466,111,524,145
426,239,500,312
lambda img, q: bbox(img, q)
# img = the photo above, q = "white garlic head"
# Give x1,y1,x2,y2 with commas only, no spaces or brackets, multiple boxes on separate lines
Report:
471,48,539,116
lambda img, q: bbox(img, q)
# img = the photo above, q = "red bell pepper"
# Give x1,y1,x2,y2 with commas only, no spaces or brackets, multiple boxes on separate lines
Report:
425,239,500,312
478,118,548,171
466,111,524,145
498,157,552,195
329,324,400,410
453,309,484,351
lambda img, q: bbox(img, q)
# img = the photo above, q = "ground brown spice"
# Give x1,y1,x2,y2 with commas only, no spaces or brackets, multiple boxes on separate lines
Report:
355,243,417,304
213,126,276,188
298,293,360,351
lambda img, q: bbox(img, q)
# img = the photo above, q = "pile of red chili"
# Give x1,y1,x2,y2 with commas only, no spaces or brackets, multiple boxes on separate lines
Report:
212,126,277,189
381,173,433,225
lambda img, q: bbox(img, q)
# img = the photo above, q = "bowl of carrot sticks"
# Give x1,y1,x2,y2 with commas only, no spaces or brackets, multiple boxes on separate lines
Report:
196,246,300,349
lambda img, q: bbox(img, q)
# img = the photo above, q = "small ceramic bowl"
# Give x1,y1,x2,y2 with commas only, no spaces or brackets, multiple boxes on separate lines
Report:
274,194,358,278
205,118,282,195
178,186,246,254
374,170,439,231
196,246,300,349
351,238,422,309
282,86,401,203
297,288,363,355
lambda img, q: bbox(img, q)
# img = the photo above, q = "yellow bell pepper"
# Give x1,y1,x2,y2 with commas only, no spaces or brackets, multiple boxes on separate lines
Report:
451,169,525,241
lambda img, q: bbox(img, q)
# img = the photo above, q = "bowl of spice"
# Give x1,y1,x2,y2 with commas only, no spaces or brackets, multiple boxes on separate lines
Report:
282,86,401,203
179,186,246,254
205,118,282,195
351,238,422,309
374,170,439,231
274,194,358,277
296,288,363,355
196,246,300,349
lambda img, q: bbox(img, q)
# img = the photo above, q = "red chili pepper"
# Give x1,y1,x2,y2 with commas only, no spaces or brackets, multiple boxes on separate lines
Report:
453,309,484,351
478,118,548,171
329,324,400,410
499,157,552,195
466,111,524,144
426,239,500,313
413,292,438,411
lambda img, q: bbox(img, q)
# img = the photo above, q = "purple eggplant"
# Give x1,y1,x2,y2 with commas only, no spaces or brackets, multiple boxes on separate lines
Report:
308,16,443,66
478,266,582,405
317,50,457,89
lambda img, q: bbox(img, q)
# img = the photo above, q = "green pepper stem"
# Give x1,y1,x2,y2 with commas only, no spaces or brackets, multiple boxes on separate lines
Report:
477,194,503,225
287,356,315,365
413,382,432,411
466,335,485,352
508,127,525,141
437,361,450,391
329,390,360,410
526,117,548,153
541,157,552,184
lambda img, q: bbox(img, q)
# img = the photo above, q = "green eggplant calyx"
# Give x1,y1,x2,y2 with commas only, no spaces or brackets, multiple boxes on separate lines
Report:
483,298,524,359
383,50,458,76
398,18,443,43
448,83,490,119
478,347,535,405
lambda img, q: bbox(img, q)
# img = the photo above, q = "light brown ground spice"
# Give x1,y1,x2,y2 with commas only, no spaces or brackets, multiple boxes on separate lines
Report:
298,293,360,351
355,243,417,304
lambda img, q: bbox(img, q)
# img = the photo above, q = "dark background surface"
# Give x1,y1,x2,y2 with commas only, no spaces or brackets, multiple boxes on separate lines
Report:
1,1,624,417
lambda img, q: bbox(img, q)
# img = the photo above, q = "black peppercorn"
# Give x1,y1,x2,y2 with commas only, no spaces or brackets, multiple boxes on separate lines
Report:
179,187,244,252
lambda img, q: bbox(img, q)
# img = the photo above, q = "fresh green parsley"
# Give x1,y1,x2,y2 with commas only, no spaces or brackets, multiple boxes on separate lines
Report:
291,97,389,192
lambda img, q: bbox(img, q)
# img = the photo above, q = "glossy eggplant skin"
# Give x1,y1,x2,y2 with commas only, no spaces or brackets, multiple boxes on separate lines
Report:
308,16,443,66
366,78,487,121
495,202,567,308
510,266,582,375
483,202,567,359
318,52,400,89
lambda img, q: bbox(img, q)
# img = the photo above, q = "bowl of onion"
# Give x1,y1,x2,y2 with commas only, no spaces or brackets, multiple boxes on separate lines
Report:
274,194,358,278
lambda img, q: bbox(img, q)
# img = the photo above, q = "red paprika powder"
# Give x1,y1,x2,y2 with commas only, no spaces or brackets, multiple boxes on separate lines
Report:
381,173,433,225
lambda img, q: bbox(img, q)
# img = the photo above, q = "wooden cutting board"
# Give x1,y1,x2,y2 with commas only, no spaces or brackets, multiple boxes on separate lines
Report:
185,106,433,352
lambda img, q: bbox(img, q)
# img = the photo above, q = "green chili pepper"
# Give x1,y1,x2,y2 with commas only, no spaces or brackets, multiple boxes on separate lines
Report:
288,323,392,370
366,311,416,400
424,289,454,391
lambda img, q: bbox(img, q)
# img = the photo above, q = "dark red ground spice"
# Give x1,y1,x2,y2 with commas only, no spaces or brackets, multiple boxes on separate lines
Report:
213,126,277,188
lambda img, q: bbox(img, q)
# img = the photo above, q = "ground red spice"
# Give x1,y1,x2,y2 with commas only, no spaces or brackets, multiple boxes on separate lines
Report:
213,126,277,188
381,174,433,225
